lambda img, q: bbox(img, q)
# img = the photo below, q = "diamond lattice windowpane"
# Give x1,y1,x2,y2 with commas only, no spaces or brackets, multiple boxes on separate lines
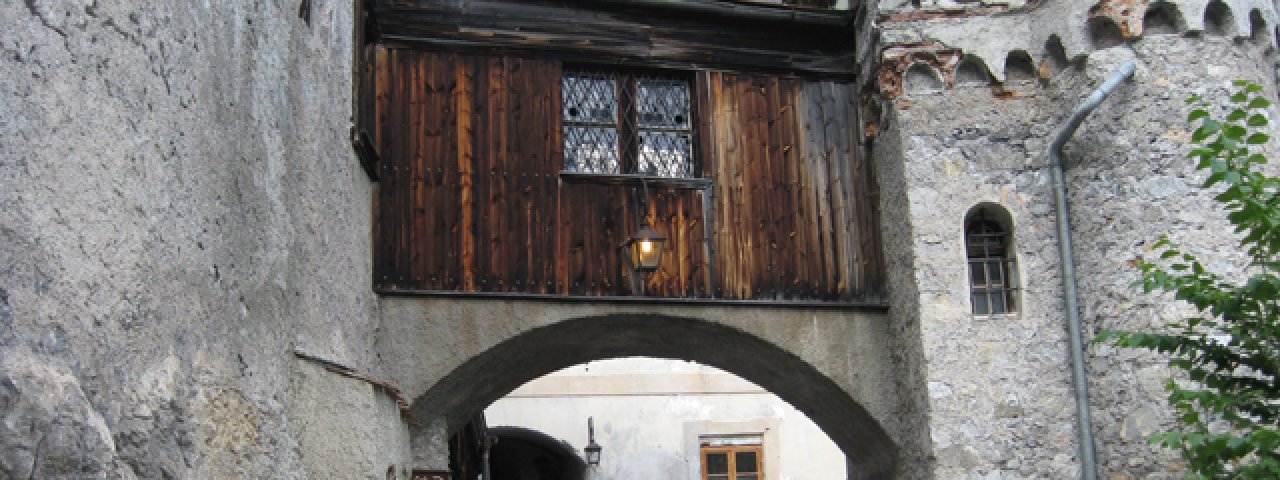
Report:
639,132,692,177
637,80,691,129
563,75,616,124
563,74,620,173
562,71,694,177
636,77,693,177
564,127,620,174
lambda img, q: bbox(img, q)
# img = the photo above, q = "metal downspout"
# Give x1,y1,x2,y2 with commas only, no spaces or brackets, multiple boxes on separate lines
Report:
1048,59,1137,480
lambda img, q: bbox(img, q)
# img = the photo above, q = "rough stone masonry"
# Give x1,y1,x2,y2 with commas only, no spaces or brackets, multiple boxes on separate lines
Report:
3,0,1280,478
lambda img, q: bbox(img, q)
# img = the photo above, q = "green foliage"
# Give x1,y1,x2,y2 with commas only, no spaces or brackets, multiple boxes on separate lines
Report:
1096,80,1280,478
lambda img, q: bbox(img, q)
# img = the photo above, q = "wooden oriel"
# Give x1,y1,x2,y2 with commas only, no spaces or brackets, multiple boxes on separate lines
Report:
371,47,885,304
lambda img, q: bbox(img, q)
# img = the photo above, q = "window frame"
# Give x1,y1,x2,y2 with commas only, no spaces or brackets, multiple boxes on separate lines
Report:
560,66,701,180
700,443,764,480
965,207,1019,316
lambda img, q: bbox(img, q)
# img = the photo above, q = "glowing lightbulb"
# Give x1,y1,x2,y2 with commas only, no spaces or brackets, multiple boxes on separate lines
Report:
640,240,653,254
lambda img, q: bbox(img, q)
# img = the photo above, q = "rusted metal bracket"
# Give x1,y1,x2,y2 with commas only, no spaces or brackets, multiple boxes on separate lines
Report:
293,348,420,427
352,127,380,182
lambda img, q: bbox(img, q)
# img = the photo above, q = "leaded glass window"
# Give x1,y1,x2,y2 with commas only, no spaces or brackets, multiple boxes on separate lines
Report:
562,70,694,178
966,209,1018,315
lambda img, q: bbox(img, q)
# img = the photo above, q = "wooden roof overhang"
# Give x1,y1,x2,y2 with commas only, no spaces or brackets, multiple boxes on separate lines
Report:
367,0,862,79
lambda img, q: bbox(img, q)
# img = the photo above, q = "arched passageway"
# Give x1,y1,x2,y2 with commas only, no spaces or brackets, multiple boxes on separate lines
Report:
487,426,586,480
407,314,898,479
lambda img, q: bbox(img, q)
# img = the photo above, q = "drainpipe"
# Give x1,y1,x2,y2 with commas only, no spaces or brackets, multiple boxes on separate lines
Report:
1048,59,1136,480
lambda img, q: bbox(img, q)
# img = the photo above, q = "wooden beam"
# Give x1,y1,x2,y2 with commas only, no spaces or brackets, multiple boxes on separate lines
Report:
371,0,859,78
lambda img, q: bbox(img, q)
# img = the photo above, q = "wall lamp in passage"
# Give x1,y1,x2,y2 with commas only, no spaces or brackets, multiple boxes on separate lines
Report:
585,416,603,466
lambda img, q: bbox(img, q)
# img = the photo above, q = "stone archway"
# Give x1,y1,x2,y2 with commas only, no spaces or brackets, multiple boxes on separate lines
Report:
403,313,898,479
487,426,586,480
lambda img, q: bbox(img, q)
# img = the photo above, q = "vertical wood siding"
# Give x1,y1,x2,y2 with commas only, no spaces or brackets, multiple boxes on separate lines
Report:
703,72,883,301
373,48,883,303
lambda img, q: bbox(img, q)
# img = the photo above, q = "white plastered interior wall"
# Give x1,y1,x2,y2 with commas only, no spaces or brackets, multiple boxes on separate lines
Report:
682,419,782,480
485,357,847,480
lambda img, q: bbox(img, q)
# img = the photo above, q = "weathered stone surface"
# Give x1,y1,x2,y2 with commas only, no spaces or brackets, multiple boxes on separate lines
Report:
1067,34,1272,479
879,0,1280,474
874,0,1277,84
0,348,120,479
1,0,397,477
288,359,412,479
378,301,918,479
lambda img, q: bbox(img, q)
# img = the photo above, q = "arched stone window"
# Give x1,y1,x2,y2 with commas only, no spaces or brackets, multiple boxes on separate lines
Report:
965,205,1018,315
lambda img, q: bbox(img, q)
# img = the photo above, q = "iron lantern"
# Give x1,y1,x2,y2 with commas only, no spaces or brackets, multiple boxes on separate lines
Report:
584,438,602,466
624,223,666,273
585,417,603,466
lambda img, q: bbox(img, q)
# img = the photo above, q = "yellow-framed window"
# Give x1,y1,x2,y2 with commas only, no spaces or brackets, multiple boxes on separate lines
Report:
701,444,763,480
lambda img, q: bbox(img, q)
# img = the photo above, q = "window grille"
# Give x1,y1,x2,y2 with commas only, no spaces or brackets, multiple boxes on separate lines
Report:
966,210,1018,315
562,70,694,178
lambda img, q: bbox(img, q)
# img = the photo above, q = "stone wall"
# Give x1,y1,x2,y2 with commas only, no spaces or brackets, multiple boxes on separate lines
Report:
875,0,1280,477
375,299,924,479
880,75,1083,479
0,0,408,478
1070,34,1277,479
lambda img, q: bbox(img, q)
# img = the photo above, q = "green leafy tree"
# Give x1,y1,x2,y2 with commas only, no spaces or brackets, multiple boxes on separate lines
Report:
1096,80,1280,478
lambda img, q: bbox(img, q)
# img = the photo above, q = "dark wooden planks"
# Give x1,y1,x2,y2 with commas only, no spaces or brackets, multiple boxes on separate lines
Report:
374,50,560,293
800,81,850,299
537,59,565,294
559,183,613,296
371,49,883,303
438,51,462,291
707,72,738,298
826,81,860,297
703,72,881,301
851,89,886,302
373,46,395,289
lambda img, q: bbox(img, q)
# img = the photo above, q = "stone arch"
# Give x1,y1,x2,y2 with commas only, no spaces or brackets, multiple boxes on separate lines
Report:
407,314,898,479
1143,1,1186,35
903,61,945,93
953,55,992,86
1089,16,1127,49
964,202,1016,239
1204,0,1237,36
1045,35,1071,73
1003,50,1038,83
487,426,587,480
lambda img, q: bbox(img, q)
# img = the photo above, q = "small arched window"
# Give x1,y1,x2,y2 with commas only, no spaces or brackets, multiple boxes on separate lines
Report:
965,206,1018,315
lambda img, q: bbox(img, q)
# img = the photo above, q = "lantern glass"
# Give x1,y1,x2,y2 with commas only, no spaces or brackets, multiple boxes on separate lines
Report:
627,225,666,272
585,443,602,465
